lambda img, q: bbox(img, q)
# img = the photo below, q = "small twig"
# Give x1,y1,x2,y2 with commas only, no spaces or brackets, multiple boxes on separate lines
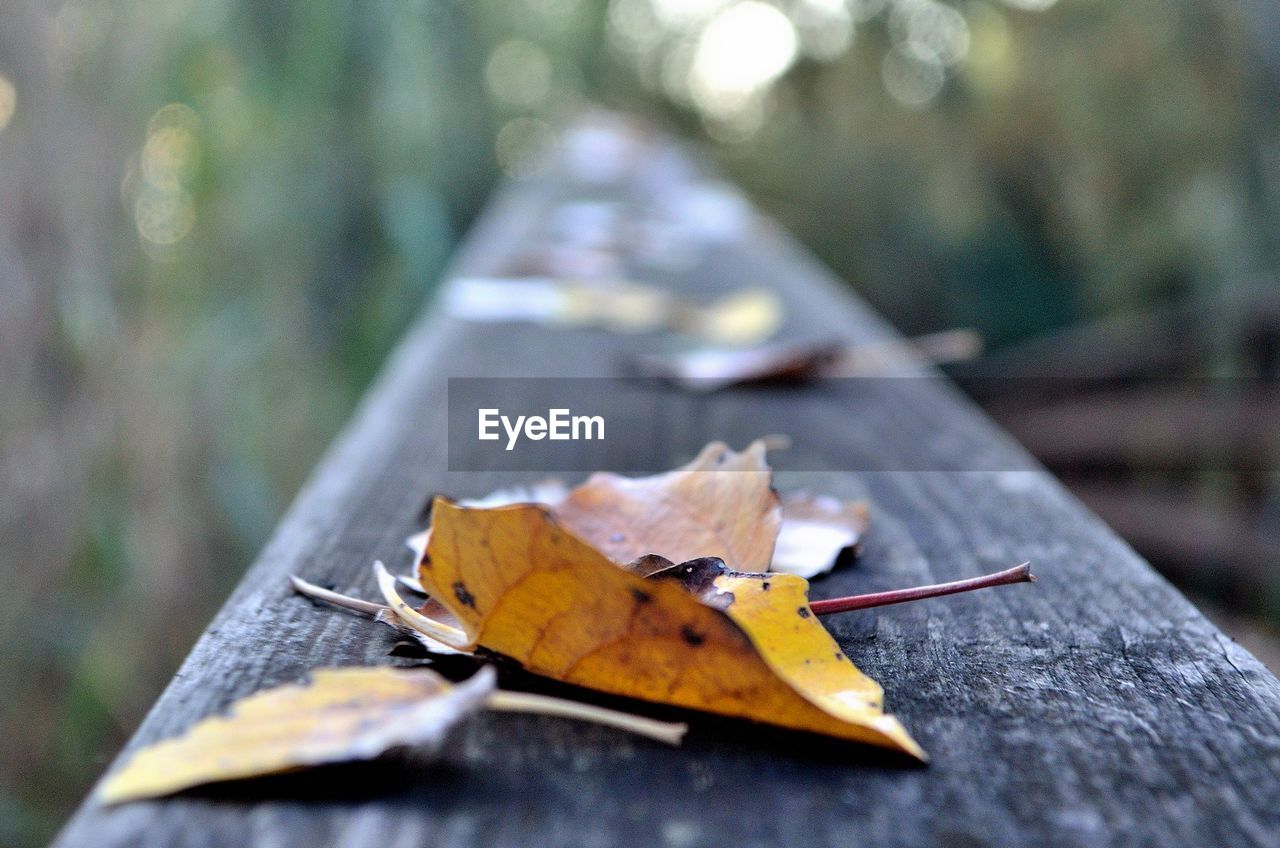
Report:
289,574,390,617
810,562,1034,616
832,328,984,376
290,572,469,656
487,690,687,746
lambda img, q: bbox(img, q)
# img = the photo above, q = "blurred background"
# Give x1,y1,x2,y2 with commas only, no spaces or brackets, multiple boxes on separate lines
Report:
2,0,1279,844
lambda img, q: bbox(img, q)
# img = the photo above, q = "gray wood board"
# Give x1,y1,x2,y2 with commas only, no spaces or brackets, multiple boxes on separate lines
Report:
54,130,1280,848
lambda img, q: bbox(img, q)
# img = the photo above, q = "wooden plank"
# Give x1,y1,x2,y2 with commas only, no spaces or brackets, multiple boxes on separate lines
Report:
53,119,1280,848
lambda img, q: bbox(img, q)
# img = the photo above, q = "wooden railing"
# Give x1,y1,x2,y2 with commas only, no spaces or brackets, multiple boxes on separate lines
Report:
54,116,1280,848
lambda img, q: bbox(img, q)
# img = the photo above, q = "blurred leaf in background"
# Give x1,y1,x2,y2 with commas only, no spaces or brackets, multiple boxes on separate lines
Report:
1,1,1277,845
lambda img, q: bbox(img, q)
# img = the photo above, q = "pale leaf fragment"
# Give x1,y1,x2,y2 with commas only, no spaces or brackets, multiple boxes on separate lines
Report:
99,665,687,805
771,492,870,578
98,666,496,805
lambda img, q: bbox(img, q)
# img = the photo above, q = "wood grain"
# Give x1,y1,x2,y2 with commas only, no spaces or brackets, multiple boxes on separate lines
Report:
53,123,1280,848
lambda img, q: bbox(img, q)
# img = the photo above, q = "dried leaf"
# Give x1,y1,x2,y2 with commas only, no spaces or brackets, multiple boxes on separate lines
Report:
428,441,865,577
631,329,983,393
98,666,496,804
416,499,924,758
631,342,844,392
552,440,782,572
444,277,781,344
678,288,783,345
99,664,687,805
771,492,870,578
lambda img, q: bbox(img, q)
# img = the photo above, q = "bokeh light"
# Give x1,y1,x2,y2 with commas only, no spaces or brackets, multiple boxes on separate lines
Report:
130,104,203,248
792,0,854,62
486,40,554,108
606,0,665,58
688,2,798,119
890,0,970,67
650,0,731,32
133,185,196,246
600,0,1065,127
142,126,200,191
0,76,15,132
1002,0,1058,11
496,116,557,178
882,42,946,107
146,102,202,138
962,2,1015,95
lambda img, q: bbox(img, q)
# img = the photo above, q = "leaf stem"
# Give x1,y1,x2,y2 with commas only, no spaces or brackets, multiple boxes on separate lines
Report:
373,561,472,649
810,562,1034,616
289,574,390,617
487,691,688,746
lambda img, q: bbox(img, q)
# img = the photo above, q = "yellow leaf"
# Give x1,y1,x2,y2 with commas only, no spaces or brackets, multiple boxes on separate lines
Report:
419,499,925,759
98,666,495,805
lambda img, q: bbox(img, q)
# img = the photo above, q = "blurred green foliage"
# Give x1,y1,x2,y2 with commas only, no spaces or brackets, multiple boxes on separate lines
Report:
1,0,1276,844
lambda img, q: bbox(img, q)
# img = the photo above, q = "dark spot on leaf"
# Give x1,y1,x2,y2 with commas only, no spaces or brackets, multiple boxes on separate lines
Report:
797,606,811,619
762,581,771,591
630,587,653,604
420,554,432,569
835,652,846,661
453,581,477,608
680,625,705,646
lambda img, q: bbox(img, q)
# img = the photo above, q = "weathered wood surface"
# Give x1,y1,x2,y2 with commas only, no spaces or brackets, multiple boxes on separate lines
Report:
54,120,1280,848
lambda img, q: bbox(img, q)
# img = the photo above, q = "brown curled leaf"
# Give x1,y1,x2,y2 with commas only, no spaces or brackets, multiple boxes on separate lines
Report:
551,439,782,572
